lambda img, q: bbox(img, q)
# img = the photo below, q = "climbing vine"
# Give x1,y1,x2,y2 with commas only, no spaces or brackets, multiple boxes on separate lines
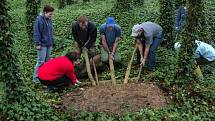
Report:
0,0,24,113
26,0,40,42
1,0,62,120
159,0,174,47
175,0,184,8
196,0,209,42
114,0,132,12
176,0,201,83
206,1,215,43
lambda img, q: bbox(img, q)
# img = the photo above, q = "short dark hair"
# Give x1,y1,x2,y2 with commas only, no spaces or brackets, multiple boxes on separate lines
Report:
65,51,79,62
77,16,88,23
43,5,55,13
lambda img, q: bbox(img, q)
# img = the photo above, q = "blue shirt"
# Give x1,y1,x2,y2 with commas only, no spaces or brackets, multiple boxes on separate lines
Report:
195,41,215,61
99,23,122,47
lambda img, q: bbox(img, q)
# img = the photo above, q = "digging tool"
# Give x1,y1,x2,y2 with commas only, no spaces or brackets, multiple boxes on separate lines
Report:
123,46,137,84
109,53,117,85
136,64,143,83
83,49,96,86
174,32,179,43
92,56,99,85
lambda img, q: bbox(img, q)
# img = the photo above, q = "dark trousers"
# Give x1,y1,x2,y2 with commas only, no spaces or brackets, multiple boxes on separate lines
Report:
39,75,71,87
196,57,215,65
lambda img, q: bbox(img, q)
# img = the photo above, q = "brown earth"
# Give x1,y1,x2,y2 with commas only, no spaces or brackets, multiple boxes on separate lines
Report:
62,83,170,115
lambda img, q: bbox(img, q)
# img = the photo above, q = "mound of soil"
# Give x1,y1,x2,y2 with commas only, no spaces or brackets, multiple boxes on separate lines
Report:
62,83,170,115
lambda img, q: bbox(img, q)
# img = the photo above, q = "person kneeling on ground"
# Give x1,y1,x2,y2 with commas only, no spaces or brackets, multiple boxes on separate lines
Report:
174,40,215,65
99,17,122,64
38,51,81,91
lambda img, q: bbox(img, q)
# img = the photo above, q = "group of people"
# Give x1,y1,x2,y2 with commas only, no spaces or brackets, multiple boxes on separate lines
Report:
31,4,215,91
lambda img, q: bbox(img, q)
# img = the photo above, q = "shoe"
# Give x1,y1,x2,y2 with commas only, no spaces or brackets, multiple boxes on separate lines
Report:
45,86,58,93
146,70,153,79
32,80,40,84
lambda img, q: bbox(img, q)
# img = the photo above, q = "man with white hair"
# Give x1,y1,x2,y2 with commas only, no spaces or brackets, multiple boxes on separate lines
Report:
174,40,215,65
131,22,163,72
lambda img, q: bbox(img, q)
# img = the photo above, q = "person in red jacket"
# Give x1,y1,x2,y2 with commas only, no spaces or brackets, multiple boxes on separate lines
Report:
38,51,80,90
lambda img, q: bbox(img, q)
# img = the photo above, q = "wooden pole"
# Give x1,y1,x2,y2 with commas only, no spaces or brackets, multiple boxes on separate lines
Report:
83,49,96,86
123,46,137,84
136,64,143,83
92,57,99,85
109,54,117,85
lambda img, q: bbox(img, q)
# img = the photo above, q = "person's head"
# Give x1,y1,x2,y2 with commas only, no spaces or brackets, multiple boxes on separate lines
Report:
43,5,55,19
131,24,144,38
182,0,187,5
106,17,116,31
65,51,80,62
77,16,88,30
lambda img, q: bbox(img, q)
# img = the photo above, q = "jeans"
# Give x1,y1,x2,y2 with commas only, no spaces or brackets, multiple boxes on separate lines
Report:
147,32,163,70
136,32,163,70
33,46,52,83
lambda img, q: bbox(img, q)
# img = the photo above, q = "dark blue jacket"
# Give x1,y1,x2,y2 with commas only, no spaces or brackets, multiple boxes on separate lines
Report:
175,5,187,32
33,14,54,46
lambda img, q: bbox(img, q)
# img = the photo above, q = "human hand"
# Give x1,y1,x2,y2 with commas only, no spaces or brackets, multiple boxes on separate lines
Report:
82,47,88,52
110,52,114,60
175,27,180,32
36,45,41,50
140,57,146,66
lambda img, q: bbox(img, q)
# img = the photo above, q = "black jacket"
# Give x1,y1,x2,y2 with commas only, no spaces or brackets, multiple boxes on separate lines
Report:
71,21,97,49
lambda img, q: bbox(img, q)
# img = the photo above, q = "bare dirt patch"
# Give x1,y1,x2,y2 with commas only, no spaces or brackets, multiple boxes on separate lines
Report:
62,83,170,115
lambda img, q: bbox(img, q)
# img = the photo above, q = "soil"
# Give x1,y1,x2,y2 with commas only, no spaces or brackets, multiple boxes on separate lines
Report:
62,83,170,115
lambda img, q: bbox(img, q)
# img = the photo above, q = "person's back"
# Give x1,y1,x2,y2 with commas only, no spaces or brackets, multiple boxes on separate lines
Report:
38,56,74,81
195,41,215,62
141,22,163,38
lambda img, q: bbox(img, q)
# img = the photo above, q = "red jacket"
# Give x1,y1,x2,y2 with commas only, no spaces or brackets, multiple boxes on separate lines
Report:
38,56,77,84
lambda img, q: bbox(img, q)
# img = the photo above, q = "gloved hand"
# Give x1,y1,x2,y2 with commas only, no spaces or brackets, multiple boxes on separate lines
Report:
82,47,88,52
175,27,180,33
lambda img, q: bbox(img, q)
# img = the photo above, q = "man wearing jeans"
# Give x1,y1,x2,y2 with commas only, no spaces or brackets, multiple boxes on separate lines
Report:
99,17,122,63
33,5,55,83
131,22,163,74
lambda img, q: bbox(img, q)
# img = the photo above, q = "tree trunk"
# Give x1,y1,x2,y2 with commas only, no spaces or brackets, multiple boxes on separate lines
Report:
26,0,40,42
0,0,24,115
114,0,132,12
159,0,174,48
206,1,215,43
176,0,202,82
